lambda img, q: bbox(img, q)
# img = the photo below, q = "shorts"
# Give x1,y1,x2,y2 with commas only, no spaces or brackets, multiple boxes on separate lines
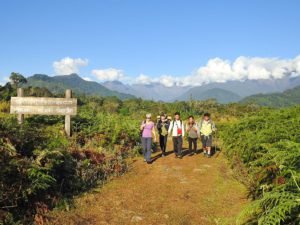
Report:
201,135,212,147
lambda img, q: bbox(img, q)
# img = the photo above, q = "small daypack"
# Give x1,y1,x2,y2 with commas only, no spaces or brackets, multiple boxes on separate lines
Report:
199,119,215,136
161,124,168,136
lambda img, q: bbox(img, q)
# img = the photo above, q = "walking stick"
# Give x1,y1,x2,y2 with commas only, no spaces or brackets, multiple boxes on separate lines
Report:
214,130,218,153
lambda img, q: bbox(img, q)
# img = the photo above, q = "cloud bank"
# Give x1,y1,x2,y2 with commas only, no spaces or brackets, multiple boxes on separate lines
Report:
92,68,125,81
53,57,88,75
134,55,300,87
52,55,300,87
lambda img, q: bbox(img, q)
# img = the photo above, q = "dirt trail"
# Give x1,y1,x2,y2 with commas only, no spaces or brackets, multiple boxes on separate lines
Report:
47,140,248,225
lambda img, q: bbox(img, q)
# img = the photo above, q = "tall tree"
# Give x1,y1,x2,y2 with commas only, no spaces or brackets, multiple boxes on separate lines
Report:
9,72,27,88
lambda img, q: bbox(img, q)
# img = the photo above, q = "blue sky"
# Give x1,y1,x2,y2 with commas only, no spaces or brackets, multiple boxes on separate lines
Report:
1,0,300,86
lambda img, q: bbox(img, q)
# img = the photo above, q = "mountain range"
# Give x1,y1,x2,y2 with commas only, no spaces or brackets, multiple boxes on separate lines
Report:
24,74,135,100
102,80,189,102
23,73,300,104
102,75,300,103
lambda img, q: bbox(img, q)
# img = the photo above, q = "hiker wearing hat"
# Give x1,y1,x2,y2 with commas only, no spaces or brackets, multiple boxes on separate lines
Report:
156,113,170,157
199,112,216,158
168,112,185,159
140,113,157,164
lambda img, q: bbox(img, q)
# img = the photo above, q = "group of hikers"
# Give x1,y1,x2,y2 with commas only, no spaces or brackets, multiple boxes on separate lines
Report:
140,112,216,164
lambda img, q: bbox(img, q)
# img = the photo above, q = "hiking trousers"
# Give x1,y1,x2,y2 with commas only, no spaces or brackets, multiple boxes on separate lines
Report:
172,136,183,156
159,134,168,154
188,137,198,153
201,135,212,148
141,137,152,162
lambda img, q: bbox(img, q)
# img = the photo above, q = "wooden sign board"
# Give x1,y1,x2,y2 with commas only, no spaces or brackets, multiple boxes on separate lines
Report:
10,89,77,137
10,97,77,115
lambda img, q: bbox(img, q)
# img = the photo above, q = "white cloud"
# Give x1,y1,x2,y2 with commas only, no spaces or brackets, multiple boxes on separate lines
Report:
135,74,153,85
133,55,300,87
82,77,92,81
92,68,125,81
159,75,176,87
53,57,88,75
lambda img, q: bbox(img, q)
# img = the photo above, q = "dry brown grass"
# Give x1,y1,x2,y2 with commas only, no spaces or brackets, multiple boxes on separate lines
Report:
46,140,248,225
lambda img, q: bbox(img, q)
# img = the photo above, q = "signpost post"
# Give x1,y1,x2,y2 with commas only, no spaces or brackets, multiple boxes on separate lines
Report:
17,88,24,124
65,89,72,137
10,88,77,136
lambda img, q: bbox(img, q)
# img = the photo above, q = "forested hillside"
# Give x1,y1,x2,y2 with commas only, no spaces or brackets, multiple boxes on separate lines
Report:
24,74,136,100
188,88,242,103
241,85,300,107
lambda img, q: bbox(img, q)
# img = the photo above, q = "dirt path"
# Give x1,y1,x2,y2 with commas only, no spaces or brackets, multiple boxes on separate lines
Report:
47,140,248,225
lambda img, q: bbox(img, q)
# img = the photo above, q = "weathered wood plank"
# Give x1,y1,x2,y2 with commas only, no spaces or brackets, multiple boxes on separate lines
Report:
10,97,77,116
10,89,77,136
10,105,77,115
11,97,77,107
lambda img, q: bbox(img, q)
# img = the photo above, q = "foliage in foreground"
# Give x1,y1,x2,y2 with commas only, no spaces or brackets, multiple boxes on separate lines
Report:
0,109,140,224
221,106,300,225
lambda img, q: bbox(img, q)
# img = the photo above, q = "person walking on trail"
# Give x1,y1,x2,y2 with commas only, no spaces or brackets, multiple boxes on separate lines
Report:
140,113,157,164
168,112,185,159
199,112,216,158
186,115,198,156
156,113,170,157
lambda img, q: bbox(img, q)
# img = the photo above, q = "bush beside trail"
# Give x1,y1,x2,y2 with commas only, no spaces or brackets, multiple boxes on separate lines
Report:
220,106,300,225
0,109,140,224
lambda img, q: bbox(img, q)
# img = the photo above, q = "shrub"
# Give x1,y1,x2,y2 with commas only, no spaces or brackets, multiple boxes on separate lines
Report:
221,106,300,224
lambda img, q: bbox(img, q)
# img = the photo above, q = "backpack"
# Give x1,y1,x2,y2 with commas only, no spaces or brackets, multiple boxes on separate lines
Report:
161,124,168,136
199,119,215,135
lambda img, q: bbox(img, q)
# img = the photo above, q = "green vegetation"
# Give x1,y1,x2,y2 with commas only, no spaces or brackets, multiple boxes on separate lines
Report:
0,78,299,224
241,85,300,107
221,106,300,224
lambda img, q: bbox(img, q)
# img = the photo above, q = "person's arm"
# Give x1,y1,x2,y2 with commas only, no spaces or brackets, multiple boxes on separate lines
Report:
152,124,157,141
198,120,202,136
182,121,185,137
165,121,170,130
168,121,173,135
186,123,190,132
212,122,217,132
140,121,145,130
193,123,198,132
157,121,162,130
192,123,198,136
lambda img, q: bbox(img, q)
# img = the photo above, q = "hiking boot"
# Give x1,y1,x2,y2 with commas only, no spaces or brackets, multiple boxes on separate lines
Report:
162,154,165,157
178,155,183,159
143,158,147,162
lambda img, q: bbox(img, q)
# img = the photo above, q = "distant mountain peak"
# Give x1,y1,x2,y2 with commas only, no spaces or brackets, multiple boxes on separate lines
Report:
25,74,135,100
103,80,124,85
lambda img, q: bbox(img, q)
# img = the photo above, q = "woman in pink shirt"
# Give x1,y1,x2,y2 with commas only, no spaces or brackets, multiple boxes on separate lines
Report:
140,113,157,164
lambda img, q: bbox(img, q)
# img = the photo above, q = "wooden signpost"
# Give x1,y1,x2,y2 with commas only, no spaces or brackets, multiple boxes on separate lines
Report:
10,88,77,136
